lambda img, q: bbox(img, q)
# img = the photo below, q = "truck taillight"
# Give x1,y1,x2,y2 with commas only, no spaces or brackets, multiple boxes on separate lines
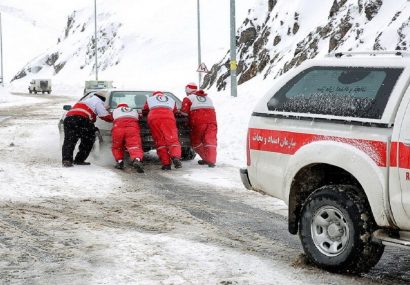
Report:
246,129,251,166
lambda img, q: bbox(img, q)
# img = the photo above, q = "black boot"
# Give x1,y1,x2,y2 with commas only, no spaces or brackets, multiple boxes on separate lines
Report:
115,160,124,170
172,157,182,168
197,160,207,165
62,160,73,167
161,164,171,170
73,160,91,165
132,159,144,173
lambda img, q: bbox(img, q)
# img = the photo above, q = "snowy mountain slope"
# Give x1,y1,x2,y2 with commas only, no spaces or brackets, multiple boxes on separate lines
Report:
202,0,410,90
9,0,252,93
0,0,86,82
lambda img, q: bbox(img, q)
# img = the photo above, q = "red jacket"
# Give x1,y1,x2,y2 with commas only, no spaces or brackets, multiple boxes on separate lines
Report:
181,92,216,126
143,93,177,122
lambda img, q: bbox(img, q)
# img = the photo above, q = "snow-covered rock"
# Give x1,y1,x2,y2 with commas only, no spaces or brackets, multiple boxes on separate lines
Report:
202,0,410,90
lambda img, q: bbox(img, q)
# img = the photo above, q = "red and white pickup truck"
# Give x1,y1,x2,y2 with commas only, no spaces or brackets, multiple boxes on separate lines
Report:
240,51,410,273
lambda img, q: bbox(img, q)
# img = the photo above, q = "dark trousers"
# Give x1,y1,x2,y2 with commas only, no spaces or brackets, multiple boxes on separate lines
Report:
62,116,96,163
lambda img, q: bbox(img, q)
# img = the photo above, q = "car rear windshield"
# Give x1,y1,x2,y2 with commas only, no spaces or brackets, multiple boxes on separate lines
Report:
267,66,403,119
109,91,181,109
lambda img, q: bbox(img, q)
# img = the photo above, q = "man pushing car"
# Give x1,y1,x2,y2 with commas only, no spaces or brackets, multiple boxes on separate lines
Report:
181,89,217,167
62,91,113,167
111,103,144,173
142,91,182,170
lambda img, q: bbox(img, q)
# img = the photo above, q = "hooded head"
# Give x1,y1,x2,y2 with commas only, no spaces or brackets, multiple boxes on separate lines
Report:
185,82,198,95
153,91,164,96
117,103,129,108
194,89,207,96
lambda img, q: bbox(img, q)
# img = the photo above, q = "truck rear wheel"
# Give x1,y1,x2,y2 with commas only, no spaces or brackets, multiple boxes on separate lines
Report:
299,185,384,273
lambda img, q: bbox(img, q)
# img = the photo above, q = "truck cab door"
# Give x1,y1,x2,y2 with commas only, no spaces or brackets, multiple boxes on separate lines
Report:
397,99,410,226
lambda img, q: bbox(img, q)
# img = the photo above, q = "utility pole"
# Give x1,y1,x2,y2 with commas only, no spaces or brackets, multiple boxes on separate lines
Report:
94,0,98,80
197,0,202,87
230,0,237,97
0,13,4,86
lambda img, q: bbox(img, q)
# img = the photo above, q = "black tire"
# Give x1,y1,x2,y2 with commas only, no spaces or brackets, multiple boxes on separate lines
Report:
181,147,196,160
299,185,384,273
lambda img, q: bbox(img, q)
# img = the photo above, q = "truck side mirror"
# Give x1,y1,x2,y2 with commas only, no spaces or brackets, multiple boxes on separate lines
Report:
63,105,72,111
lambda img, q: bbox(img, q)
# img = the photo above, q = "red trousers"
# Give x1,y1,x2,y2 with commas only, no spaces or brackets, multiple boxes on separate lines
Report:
190,123,217,164
111,119,143,161
148,118,181,165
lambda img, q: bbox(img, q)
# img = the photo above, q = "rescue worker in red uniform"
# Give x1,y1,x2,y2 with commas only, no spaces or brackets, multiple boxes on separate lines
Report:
62,91,113,167
181,89,217,167
111,103,144,173
142,91,182,170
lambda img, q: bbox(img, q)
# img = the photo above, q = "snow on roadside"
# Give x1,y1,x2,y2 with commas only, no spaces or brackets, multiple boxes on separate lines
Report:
0,86,44,107
179,164,288,217
0,99,123,201
82,229,306,285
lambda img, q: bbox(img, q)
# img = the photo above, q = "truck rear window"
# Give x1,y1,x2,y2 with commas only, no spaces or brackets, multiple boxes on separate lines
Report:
267,67,403,119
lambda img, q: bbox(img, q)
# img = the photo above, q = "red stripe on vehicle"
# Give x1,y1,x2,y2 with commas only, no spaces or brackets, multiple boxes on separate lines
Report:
390,141,398,167
246,129,251,166
248,128,387,167
397,142,410,169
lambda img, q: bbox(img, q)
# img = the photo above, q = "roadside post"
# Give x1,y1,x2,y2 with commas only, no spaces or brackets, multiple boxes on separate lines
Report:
197,0,202,87
230,0,237,97
0,12,4,86
94,0,98,80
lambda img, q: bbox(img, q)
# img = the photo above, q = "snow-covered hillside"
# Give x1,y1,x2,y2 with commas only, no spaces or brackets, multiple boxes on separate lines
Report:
0,0,85,83
203,0,410,90
10,0,410,94
7,0,252,93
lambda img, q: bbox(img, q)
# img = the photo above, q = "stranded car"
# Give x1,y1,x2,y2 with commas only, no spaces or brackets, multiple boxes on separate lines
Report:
240,51,410,273
59,90,196,160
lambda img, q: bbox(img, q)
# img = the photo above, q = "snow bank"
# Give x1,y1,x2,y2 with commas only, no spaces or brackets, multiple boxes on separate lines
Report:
0,86,44,107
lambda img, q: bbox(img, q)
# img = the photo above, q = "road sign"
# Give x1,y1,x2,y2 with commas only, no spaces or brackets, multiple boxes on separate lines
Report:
197,63,209,73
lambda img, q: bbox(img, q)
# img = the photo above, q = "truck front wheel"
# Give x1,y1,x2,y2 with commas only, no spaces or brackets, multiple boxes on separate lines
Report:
299,185,384,273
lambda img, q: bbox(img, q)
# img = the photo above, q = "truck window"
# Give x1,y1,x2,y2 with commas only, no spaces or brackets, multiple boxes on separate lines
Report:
267,67,403,119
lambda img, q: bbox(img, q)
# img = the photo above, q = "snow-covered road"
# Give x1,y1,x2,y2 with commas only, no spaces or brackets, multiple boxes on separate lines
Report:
0,93,409,284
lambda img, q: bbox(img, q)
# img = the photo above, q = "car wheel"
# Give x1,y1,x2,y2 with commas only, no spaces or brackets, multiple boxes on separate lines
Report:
299,184,384,273
181,147,196,160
